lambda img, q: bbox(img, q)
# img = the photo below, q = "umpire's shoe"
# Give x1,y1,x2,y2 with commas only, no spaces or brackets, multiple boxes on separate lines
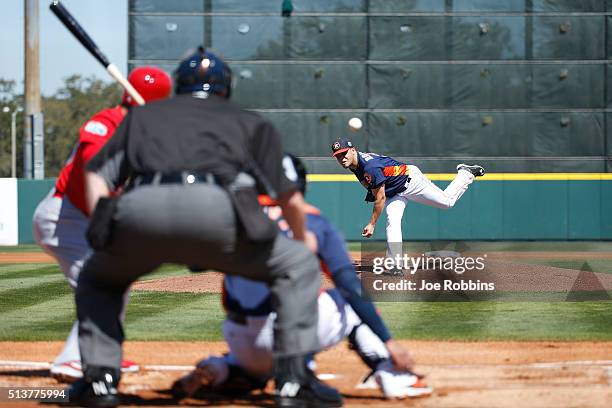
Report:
274,356,343,407
67,366,120,407
457,163,485,177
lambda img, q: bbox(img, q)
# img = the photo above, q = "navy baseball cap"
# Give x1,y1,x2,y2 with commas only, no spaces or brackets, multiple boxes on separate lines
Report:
331,138,354,156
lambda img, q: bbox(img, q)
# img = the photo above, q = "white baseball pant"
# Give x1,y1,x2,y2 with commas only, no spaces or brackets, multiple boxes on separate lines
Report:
385,166,474,259
219,289,388,379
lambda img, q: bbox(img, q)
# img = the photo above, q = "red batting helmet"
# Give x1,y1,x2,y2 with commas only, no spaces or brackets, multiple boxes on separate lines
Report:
122,66,172,106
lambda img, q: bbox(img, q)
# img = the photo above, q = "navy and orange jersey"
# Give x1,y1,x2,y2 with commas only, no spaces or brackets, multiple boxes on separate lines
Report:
222,205,347,316
222,202,392,342
351,152,409,201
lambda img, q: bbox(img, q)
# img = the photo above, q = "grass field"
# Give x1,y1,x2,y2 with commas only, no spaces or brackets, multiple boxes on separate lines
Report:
1,241,611,342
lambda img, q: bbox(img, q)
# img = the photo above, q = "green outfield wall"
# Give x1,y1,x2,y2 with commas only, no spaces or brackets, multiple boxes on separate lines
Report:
305,174,612,241
16,179,56,244
9,176,612,244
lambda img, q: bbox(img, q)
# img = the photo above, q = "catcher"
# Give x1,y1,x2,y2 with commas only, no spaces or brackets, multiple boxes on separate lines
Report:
172,154,432,400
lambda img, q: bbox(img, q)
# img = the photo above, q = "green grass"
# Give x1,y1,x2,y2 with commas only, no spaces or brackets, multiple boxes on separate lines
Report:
125,291,225,340
0,262,225,341
0,244,43,253
378,301,612,341
0,258,611,342
0,283,610,342
513,259,612,275
140,264,192,280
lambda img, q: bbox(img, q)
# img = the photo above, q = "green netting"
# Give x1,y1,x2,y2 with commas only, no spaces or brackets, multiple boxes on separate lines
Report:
532,17,605,60
370,17,527,61
285,17,366,60
130,15,205,59
448,64,529,108
130,0,366,13
259,112,366,156
607,114,612,156
208,17,285,59
532,0,606,12
232,64,366,108
367,112,604,157
452,0,526,12
368,64,448,108
450,17,525,60
128,1,611,173
608,17,612,58
131,16,366,60
531,64,604,108
130,0,207,13
369,17,447,60
369,64,603,108
368,0,445,12
212,16,367,60
366,0,606,13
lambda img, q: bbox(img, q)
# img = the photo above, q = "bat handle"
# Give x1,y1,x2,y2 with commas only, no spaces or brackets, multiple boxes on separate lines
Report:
106,64,146,106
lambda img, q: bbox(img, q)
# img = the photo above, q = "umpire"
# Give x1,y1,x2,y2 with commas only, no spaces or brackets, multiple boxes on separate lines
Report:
70,47,342,408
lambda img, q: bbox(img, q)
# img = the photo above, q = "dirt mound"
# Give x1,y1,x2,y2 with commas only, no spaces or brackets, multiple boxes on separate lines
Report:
133,271,336,293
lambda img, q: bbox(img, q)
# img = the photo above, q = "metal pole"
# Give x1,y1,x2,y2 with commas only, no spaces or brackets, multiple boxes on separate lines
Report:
11,111,17,178
24,0,41,179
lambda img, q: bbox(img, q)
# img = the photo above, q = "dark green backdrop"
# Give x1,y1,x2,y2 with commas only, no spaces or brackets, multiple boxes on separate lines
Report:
128,0,612,173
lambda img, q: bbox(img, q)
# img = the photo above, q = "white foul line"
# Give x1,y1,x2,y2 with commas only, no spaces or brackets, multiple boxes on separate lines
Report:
0,360,340,380
0,360,50,369
0,359,610,374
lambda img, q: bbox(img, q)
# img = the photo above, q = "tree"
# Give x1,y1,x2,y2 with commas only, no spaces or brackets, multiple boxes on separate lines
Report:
0,79,23,177
0,75,121,178
43,75,122,176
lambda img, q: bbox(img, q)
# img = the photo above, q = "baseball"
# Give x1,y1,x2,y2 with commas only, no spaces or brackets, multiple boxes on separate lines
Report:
348,117,362,131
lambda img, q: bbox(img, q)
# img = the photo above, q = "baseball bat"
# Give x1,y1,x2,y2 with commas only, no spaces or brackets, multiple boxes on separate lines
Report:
49,1,145,105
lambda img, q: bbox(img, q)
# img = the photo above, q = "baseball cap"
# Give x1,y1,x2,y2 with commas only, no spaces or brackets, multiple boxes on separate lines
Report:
331,137,354,156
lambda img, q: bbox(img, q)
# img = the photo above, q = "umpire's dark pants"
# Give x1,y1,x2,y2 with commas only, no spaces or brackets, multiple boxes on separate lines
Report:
76,183,320,370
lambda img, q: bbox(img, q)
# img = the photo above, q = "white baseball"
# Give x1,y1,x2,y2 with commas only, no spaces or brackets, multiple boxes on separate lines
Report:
348,117,362,131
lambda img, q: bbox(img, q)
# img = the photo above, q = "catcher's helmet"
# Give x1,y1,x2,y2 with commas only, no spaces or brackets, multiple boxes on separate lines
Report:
174,46,232,98
122,66,172,107
283,153,307,195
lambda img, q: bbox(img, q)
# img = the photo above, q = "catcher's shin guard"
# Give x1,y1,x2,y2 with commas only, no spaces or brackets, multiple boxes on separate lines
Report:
347,324,388,370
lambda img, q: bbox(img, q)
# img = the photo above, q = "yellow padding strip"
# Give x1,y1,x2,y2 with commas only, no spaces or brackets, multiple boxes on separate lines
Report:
307,173,612,182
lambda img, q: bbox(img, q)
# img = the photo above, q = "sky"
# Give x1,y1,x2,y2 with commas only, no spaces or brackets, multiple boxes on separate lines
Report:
0,0,127,96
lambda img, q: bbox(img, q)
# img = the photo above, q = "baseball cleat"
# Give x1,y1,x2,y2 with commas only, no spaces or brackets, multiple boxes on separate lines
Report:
120,359,140,373
51,359,139,383
457,164,485,177
374,367,433,399
67,366,120,407
50,360,83,383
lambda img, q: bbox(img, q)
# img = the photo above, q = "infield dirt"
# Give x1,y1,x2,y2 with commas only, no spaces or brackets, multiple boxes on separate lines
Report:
0,341,610,407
